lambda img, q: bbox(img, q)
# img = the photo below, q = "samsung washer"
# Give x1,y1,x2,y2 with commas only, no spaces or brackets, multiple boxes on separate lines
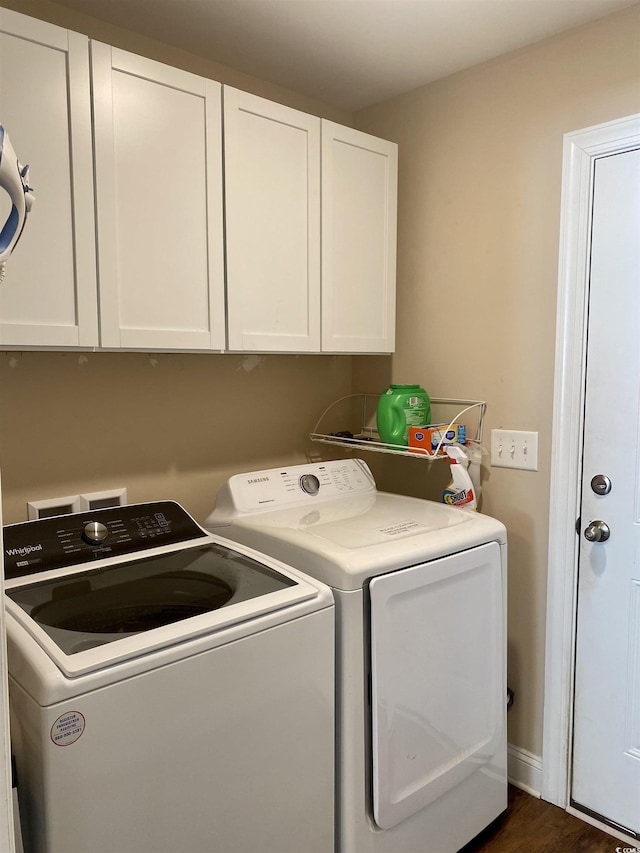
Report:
206,458,508,853
4,501,335,853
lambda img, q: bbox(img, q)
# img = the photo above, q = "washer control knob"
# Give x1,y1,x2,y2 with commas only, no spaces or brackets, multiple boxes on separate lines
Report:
299,474,320,496
82,521,109,546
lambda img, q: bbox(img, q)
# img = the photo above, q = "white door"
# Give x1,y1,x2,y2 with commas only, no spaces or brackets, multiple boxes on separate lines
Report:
321,122,397,354
224,87,321,352
92,44,225,350
572,147,640,837
0,9,98,348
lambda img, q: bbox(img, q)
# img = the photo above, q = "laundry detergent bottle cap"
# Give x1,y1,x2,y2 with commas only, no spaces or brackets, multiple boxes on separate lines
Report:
442,445,477,510
376,384,431,447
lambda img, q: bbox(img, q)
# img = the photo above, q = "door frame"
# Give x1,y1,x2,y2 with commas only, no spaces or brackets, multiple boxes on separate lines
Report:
542,112,640,809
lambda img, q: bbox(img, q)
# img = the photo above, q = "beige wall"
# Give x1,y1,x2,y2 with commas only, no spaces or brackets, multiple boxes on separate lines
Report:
353,4,640,756
0,352,353,523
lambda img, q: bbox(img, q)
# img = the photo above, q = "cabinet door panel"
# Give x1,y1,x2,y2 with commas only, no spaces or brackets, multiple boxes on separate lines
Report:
224,87,321,352
322,123,397,353
0,11,98,347
92,45,224,350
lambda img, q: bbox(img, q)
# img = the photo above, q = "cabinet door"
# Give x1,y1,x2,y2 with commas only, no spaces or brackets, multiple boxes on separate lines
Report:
92,44,224,350
0,9,98,347
224,87,321,352
321,123,397,353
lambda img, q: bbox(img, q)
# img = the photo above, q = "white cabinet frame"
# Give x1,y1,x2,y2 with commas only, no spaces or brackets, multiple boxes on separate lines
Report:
321,122,397,353
0,9,397,356
0,9,98,348
224,87,321,352
92,45,225,351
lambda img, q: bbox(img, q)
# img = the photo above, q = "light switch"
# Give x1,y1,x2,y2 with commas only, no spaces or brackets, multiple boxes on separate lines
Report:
490,429,538,471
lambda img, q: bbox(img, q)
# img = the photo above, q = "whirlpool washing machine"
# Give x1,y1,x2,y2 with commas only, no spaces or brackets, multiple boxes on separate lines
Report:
206,459,508,853
4,501,335,853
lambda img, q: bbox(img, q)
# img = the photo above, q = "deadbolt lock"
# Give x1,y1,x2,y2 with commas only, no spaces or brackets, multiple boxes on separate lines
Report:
590,474,612,496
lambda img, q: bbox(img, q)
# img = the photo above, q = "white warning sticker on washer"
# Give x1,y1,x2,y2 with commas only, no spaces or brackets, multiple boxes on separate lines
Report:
51,711,85,747
378,521,430,537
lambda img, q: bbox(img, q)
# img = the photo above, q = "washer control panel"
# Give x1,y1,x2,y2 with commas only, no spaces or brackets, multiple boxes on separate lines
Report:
3,501,207,580
216,459,376,516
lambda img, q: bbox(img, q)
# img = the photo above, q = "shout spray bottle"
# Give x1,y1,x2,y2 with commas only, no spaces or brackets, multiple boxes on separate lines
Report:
442,445,477,510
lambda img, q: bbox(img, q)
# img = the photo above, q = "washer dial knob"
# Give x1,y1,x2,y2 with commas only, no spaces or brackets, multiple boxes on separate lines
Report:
82,521,109,546
299,474,320,496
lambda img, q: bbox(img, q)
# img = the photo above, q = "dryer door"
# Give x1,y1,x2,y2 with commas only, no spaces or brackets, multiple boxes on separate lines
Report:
369,541,505,829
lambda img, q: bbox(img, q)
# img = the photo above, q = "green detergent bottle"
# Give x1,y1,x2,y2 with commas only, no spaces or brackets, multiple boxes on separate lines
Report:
376,384,431,446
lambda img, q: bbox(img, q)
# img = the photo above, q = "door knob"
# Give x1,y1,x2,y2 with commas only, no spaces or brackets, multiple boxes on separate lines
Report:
584,520,610,542
591,474,612,496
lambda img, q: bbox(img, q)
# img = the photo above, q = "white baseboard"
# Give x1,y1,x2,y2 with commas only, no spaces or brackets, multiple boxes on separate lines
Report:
507,743,542,797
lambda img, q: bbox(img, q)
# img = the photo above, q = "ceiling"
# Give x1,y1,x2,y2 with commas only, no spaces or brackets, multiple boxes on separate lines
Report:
53,0,637,110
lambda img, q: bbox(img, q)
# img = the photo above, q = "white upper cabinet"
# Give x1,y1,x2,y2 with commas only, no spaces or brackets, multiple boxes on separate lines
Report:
321,122,397,353
0,9,98,347
91,44,225,350
0,8,397,355
224,88,396,354
224,87,321,352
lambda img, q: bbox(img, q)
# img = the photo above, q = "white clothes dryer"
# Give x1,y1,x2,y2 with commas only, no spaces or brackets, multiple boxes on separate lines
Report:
206,458,508,853
4,501,335,853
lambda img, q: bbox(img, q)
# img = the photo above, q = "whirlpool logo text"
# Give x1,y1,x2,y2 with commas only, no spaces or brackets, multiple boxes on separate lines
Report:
6,544,43,557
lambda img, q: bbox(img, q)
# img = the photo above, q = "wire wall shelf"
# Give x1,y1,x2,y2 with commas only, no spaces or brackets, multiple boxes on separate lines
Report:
309,394,486,461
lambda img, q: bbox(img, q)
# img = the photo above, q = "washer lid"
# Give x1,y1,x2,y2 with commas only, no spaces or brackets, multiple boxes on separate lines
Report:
4,502,328,677
242,492,470,548
211,491,506,590
6,537,323,677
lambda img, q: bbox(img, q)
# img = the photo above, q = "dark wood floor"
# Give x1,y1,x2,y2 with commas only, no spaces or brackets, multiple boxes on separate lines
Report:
460,786,621,852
